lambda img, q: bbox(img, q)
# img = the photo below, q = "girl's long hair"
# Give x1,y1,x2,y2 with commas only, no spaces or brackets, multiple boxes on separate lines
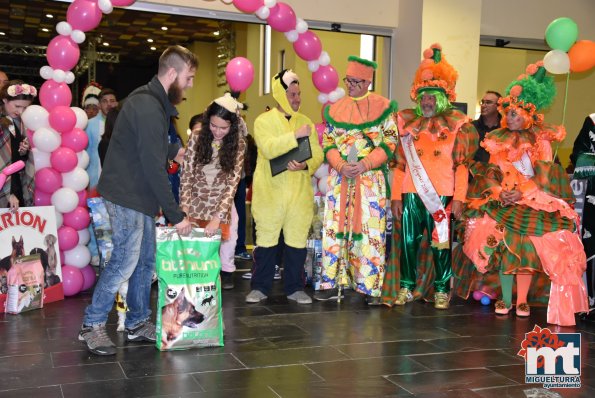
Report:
194,101,240,173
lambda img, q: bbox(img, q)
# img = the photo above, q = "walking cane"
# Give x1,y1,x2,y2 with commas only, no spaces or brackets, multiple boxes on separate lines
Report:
337,147,359,303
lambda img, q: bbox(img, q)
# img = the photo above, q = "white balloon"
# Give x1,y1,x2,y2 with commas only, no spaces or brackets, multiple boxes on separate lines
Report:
52,69,66,83
71,107,88,129
335,87,346,99
98,0,113,14
65,72,75,84
62,167,90,192
56,21,72,36
22,105,49,131
314,164,329,179
64,245,91,269
55,209,63,228
264,0,277,7
308,60,320,72
284,30,299,43
31,148,52,170
51,187,78,213
71,30,86,44
77,150,90,169
295,18,308,34
33,127,61,153
317,178,328,195
318,51,330,66
543,49,570,74
329,90,341,103
40,66,54,80
317,93,329,104
78,228,91,245
221,0,233,3
255,6,270,19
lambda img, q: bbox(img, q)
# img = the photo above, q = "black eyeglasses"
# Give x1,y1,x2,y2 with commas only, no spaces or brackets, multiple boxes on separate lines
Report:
480,100,496,105
343,77,364,87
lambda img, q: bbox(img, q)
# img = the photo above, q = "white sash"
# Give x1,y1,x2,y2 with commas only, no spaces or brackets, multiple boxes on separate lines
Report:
401,133,449,246
512,152,534,177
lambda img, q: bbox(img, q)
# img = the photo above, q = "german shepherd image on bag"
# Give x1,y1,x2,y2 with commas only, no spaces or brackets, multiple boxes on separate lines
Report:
155,227,224,350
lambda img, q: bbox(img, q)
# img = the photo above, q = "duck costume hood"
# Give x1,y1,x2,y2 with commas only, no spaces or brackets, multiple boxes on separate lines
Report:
272,69,299,116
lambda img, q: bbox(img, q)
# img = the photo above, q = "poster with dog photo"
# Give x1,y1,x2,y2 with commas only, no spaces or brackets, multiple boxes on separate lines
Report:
0,206,64,312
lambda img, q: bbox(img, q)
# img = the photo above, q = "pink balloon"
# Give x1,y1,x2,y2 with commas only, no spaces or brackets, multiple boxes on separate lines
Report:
49,106,77,134
35,167,63,194
61,128,89,152
233,0,263,13
267,3,297,32
34,189,52,206
111,0,136,6
63,206,91,230
77,189,88,208
293,31,322,61
66,0,103,32
46,36,80,71
58,225,80,251
27,129,35,148
61,265,84,296
39,80,72,112
80,264,97,291
315,123,325,144
312,65,339,94
225,57,255,92
50,147,78,173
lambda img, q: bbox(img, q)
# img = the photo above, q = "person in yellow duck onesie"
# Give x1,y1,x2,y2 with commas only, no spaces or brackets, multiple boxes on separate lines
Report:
246,69,323,305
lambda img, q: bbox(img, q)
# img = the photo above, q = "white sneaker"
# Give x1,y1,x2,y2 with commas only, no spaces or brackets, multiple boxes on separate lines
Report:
287,290,312,304
245,290,267,303
274,265,282,280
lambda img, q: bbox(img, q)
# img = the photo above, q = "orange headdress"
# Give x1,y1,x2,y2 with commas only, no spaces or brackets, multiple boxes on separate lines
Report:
410,43,458,102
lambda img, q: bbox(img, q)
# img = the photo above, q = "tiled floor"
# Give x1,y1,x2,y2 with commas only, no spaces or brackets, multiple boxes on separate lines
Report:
1,265,594,398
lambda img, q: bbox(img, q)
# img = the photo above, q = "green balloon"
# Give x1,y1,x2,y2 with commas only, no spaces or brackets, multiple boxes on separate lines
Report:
545,17,579,52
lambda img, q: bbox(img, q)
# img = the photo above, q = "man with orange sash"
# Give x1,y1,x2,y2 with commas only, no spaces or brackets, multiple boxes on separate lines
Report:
316,56,398,305
388,44,478,309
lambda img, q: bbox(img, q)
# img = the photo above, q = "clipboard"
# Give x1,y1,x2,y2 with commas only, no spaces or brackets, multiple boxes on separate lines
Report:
270,136,312,176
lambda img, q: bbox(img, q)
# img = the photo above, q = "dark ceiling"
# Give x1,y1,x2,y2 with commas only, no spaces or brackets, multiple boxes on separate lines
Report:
0,0,222,69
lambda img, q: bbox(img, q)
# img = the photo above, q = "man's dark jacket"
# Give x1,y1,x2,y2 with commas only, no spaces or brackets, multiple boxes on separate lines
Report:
98,76,184,224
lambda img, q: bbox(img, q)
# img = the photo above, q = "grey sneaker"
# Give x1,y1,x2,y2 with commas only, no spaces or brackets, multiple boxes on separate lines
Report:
126,320,156,342
287,290,312,304
313,288,344,301
78,324,117,356
245,289,267,303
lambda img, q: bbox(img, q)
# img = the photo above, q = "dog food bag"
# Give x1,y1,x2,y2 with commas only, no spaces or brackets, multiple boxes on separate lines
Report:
6,255,45,314
155,227,224,351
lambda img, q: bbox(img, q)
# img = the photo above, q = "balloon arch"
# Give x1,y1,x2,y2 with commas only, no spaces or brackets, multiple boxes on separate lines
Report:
20,0,341,295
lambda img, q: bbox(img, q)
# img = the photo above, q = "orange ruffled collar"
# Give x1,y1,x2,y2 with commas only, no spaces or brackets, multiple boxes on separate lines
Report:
326,92,396,129
483,124,566,155
397,108,470,137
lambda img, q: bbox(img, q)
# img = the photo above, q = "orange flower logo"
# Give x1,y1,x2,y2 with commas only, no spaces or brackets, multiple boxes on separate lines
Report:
517,325,565,369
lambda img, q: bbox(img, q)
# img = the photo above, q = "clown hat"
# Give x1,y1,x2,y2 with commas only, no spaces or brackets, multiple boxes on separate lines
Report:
498,61,556,126
346,56,376,81
410,43,458,101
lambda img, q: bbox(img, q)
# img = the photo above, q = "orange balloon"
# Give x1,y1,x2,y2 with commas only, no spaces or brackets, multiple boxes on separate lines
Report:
568,40,595,73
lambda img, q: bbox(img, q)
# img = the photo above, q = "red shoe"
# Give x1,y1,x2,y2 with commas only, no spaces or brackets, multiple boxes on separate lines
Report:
495,300,512,315
516,303,530,317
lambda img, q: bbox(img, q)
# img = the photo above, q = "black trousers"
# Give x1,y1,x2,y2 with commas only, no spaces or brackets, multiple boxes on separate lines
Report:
251,244,306,295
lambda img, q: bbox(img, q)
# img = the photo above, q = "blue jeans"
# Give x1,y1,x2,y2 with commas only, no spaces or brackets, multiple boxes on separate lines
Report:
83,200,156,329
